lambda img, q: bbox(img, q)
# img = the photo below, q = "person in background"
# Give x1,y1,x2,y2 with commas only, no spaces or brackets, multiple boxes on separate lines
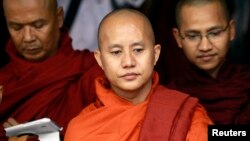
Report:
65,8,212,141
0,0,102,140
169,0,250,124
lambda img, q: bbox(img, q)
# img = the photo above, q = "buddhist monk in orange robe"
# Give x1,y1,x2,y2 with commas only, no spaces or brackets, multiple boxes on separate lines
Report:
65,8,213,141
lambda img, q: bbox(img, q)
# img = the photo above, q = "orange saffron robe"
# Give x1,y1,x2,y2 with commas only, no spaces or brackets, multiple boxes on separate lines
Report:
65,73,213,141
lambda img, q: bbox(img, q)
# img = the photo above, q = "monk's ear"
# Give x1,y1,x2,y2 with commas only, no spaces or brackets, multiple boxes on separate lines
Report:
229,19,236,41
172,28,183,48
153,44,161,65
57,7,64,28
94,50,103,70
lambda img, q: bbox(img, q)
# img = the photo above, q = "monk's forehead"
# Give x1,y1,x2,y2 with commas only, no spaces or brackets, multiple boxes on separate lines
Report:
110,10,145,23
101,11,148,32
3,0,55,11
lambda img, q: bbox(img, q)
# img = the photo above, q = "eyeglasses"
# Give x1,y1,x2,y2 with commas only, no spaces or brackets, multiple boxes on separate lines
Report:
179,23,229,45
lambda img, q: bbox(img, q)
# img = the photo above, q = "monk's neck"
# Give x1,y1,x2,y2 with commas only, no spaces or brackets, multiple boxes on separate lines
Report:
111,81,152,105
206,60,225,79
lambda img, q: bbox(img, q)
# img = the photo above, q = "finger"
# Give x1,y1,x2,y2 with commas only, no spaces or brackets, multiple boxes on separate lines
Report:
9,135,29,141
8,117,19,126
3,121,11,128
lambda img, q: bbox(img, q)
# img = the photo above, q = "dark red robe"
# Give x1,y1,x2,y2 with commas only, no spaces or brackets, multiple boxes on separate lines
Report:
139,85,199,141
167,60,250,125
0,29,103,140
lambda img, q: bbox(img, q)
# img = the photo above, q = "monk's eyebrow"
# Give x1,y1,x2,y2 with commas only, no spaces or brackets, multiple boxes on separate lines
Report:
184,29,200,34
106,41,145,49
108,44,122,49
131,41,144,47
206,25,225,32
8,18,46,26
184,25,226,34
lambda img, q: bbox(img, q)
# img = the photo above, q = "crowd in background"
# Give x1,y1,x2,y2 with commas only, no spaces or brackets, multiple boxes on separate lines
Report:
0,0,250,140
0,0,249,84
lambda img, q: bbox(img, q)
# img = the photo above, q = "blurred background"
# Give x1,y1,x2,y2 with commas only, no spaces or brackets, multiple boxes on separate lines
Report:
0,0,249,84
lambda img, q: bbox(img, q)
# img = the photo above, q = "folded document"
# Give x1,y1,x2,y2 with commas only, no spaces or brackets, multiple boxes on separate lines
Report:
4,118,62,141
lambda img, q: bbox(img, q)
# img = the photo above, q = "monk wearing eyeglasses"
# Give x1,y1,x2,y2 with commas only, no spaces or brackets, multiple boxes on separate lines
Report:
168,0,250,124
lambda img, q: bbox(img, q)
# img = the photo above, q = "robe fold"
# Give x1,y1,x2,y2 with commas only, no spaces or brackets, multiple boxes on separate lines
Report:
65,72,212,141
0,28,103,140
167,60,250,124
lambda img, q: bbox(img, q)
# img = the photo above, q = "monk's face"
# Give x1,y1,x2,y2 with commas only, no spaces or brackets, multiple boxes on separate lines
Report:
3,0,63,61
173,2,235,76
95,13,160,96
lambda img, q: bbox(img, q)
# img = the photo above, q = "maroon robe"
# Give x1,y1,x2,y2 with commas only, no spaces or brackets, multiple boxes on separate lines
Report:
0,29,103,140
167,60,250,124
139,85,199,141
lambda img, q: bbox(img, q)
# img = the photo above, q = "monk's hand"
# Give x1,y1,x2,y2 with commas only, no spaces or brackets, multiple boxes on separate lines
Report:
3,117,19,128
4,118,38,141
3,118,26,141
8,135,29,141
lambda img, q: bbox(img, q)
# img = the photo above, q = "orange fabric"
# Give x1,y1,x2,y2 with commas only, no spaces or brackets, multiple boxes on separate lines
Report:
65,73,158,141
65,73,213,141
186,104,213,141
8,136,28,141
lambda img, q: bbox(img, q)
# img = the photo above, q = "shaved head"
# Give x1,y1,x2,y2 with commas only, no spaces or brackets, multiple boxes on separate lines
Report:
3,0,58,15
2,0,64,61
175,0,230,28
98,8,155,50
94,8,161,103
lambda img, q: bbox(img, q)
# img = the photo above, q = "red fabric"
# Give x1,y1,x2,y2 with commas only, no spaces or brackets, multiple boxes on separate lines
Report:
139,85,198,141
167,60,250,124
0,29,103,140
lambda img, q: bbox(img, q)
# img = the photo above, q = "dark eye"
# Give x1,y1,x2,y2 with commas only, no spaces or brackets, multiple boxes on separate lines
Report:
9,24,23,31
111,50,122,55
208,30,223,38
33,21,44,29
185,34,200,41
133,48,144,53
